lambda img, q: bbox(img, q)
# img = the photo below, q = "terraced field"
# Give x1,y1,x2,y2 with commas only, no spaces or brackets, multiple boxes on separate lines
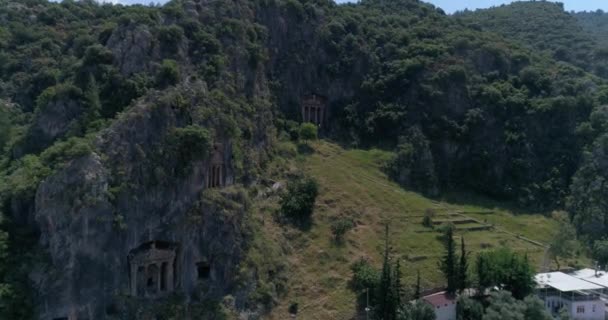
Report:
267,141,577,320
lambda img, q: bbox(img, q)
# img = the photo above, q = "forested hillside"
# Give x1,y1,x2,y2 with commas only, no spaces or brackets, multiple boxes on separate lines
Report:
0,0,608,319
456,1,608,78
575,10,608,46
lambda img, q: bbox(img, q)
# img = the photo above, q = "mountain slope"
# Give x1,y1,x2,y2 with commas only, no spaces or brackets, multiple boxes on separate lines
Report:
457,1,608,77
266,141,565,319
0,0,604,318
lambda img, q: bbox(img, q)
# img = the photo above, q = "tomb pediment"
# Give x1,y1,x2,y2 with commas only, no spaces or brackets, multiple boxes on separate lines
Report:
128,241,178,298
301,94,327,126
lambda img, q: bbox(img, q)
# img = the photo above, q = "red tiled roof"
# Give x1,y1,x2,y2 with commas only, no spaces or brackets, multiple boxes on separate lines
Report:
422,291,456,307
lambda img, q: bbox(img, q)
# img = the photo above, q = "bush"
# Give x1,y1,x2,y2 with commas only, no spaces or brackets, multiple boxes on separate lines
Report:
40,137,93,169
82,44,113,66
422,214,433,228
169,126,211,165
158,25,184,50
299,123,318,142
157,59,180,87
331,217,354,243
350,258,379,292
279,175,318,221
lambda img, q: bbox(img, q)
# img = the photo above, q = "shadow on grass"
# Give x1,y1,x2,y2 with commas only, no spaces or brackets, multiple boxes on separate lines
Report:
273,210,313,232
297,143,315,155
439,191,548,216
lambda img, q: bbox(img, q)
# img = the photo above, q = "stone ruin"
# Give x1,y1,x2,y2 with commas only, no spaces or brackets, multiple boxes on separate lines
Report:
128,241,178,298
301,94,326,126
207,144,224,188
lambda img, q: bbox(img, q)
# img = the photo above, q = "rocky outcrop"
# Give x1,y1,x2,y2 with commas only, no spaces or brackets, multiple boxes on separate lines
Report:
105,24,160,76
29,86,264,319
22,90,86,155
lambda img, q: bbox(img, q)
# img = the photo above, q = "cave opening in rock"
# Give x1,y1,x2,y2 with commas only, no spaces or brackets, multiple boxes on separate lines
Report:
197,262,211,280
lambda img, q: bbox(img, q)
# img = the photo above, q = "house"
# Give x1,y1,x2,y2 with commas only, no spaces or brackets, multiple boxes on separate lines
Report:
535,271,605,320
422,291,456,320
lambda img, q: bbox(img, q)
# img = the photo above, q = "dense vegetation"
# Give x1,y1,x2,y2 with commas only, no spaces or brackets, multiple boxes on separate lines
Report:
1,0,608,318
456,2,608,77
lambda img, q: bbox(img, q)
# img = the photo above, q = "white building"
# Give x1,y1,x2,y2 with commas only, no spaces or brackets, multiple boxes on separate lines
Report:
535,271,605,320
422,291,456,320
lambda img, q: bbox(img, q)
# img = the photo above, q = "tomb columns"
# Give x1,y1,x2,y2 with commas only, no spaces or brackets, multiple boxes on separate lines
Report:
156,263,161,292
130,264,138,296
167,262,174,291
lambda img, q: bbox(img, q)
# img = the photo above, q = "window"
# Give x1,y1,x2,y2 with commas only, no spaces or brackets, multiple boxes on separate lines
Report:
577,305,585,314
197,262,210,280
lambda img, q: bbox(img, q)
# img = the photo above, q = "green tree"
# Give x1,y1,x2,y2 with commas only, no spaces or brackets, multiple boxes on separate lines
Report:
592,239,608,269
523,296,553,320
376,225,400,320
299,122,318,143
414,270,421,300
456,296,483,320
157,59,180,87
331,217,354,243
388,128,438,196
475,254,491,296
458,237,469,292
398,301,436,320
475,248,535,299
568,134,608,242
351,258,380,293
0,106,11,152
482,291,525,320
548,212,577,270
280,175,319,222
439,224,458,294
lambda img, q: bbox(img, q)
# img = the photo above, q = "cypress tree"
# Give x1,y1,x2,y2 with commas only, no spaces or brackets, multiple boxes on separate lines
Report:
458,236,469,293
414,269,421,299
376,224,399,320
439,224,457,294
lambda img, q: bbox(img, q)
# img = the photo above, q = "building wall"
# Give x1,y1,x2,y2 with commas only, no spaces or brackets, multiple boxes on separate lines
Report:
433,302,456,320
542,296,604,320
570,300,604,320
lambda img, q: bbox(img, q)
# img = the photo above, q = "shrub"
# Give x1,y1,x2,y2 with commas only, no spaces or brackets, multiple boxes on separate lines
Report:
158,25,184,52
157,59,180,87
350,258,379,292
169,126,211,166
40,137,93,169
4,155,51,201
82,44,113,66
331,217,354,243
299,123,318,143
422,215,433,228
279,175,318,221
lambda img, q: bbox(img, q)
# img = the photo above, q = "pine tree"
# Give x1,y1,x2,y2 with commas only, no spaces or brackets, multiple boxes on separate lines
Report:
439,224,458,294
458,236,469,293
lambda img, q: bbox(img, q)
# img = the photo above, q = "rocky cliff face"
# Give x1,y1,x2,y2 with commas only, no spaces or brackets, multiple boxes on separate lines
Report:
30,85,265,319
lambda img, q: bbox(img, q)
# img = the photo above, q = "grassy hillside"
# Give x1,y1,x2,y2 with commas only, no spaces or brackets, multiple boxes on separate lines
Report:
266,140,576,320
